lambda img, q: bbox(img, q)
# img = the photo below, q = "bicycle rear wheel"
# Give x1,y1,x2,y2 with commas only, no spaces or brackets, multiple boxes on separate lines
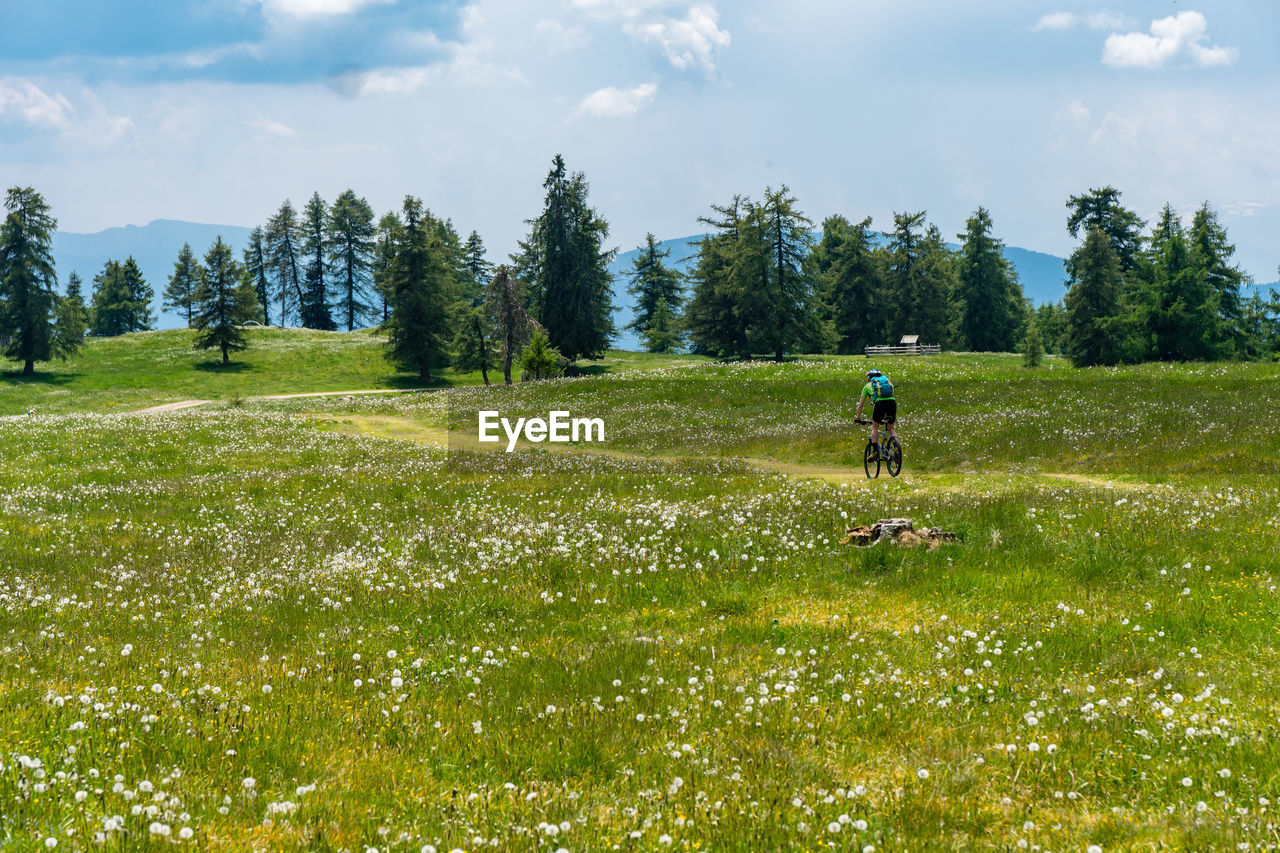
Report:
863,442,880,478
886,437,902,477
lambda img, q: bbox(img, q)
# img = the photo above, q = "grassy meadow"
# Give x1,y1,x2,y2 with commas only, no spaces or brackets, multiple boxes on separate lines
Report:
2,333,1280,851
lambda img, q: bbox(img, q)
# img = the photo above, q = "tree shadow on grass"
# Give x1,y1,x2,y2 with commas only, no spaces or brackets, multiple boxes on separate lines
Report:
194,361,255,373
1,370,79,386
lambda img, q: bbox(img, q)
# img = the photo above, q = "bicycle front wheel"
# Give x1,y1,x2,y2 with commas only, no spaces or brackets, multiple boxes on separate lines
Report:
864,442,880,478
886,437,902,477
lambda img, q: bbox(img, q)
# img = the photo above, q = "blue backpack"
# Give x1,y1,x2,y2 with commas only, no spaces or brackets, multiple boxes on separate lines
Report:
870,376,894,400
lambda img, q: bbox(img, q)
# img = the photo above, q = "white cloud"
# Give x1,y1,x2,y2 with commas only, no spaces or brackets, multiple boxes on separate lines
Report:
1031,12,1075,32
569,0,681,20
1103,11,1237,69
576,82,657,117
0,77,74,130
626,4,730,76
1034,11,1135,32
250,116,295,137
259,0,393,19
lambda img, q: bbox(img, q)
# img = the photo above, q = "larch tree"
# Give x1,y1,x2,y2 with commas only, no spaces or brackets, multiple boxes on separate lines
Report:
625,233,683,340
265,199,304,327
462,230,493,307
162,242,201,327
957,206,1023,352
299,191,335,330
684,196,750,357
55,271,89,355
0,186,60,375
241,227,272,325
485,265,533,384
385,197,453,381
373,211,403,324
523,154,616,361
327,189,376,332
192,236,252,365
1065,227,1126,367
90,258,152,336
812,215,884,354
641,295,681,353
1188,203,1247,356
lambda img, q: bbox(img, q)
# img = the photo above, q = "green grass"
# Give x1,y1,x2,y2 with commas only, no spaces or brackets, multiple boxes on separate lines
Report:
2,337,1279,851
0,327,708,415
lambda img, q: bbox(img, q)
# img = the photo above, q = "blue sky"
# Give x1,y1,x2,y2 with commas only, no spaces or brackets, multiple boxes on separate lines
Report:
2,0,1278,281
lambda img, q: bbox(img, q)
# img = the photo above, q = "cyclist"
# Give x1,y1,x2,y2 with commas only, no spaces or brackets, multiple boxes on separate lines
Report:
855,368,898,459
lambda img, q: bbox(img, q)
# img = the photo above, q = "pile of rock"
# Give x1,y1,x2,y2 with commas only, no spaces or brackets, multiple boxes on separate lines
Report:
840,518,957,548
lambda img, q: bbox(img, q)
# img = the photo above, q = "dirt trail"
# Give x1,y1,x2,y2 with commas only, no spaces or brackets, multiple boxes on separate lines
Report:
132,388,425,414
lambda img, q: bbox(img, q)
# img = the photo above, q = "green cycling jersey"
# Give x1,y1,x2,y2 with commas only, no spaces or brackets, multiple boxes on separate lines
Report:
861,379,894,403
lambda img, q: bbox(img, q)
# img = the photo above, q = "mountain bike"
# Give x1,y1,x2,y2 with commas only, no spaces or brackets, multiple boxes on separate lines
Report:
854,419,901,478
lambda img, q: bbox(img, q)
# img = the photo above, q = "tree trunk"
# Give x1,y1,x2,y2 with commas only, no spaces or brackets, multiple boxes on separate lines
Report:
23,359,34,376
481,363,490,386
503,356,512,384
421,364,431,381
222,346,229,366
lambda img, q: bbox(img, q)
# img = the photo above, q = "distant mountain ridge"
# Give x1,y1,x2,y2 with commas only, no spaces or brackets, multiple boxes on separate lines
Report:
53,219,1272,351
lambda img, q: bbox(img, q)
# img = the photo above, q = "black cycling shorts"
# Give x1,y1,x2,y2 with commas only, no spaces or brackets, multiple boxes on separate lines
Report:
872,399,897,425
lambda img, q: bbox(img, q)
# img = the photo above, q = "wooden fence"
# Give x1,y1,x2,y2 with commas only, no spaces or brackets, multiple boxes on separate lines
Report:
863,344,941,357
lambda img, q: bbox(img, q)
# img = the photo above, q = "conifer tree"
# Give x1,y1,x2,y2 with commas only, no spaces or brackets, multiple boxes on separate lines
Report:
1188,203,1247,356
485,266,533,385
385,197,452,381
957,206,1022,351
755,186,815,361
265,200,304,327
685,196,750,357
1021,322,1044,368
462,231,493,307
641,295,682,353
163,243,201,327
523,154,616,361
90,259,152,336
884,211,958,346
520,328,562,381
373,212,403,324
1065,227,1125,366
452,304,496,385
0,187,59,375
626,233,683,338
327,190,376,332
1066,186,1145,273
1143,204,1221,361
299,192,335,330
192,237,253,366
241,227,271,325
809,215,884,354
53,272,88,358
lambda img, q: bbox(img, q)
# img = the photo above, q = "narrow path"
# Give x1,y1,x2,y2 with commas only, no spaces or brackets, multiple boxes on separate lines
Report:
132,388,426,414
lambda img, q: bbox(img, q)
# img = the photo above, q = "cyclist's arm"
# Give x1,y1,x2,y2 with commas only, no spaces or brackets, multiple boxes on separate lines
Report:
856,396,864,420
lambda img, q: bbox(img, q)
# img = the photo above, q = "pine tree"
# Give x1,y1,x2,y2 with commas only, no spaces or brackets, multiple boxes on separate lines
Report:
385,197,453,381
1021,323,1044,368
373,212,403,324
1143,204,1221,361
524,154,616,361
1065,227,1125,366
326,190,376,332
685,196,750,358
90,259,152,336
520,328,562,381
299,192,335,330
884,211,958,346
192,237,251,366
242,227,271,325
754,186,815,361
163,243,201,327
957,206,1023,351
1066,186,1145,273
452,304,496,385
0,187,59,375
462,231,493,307
485,266,533,385
626,233,684,338
265,200,304,327
1188,203,1247,357
53,272,88,359
641,295,682,353
810,215,883,355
